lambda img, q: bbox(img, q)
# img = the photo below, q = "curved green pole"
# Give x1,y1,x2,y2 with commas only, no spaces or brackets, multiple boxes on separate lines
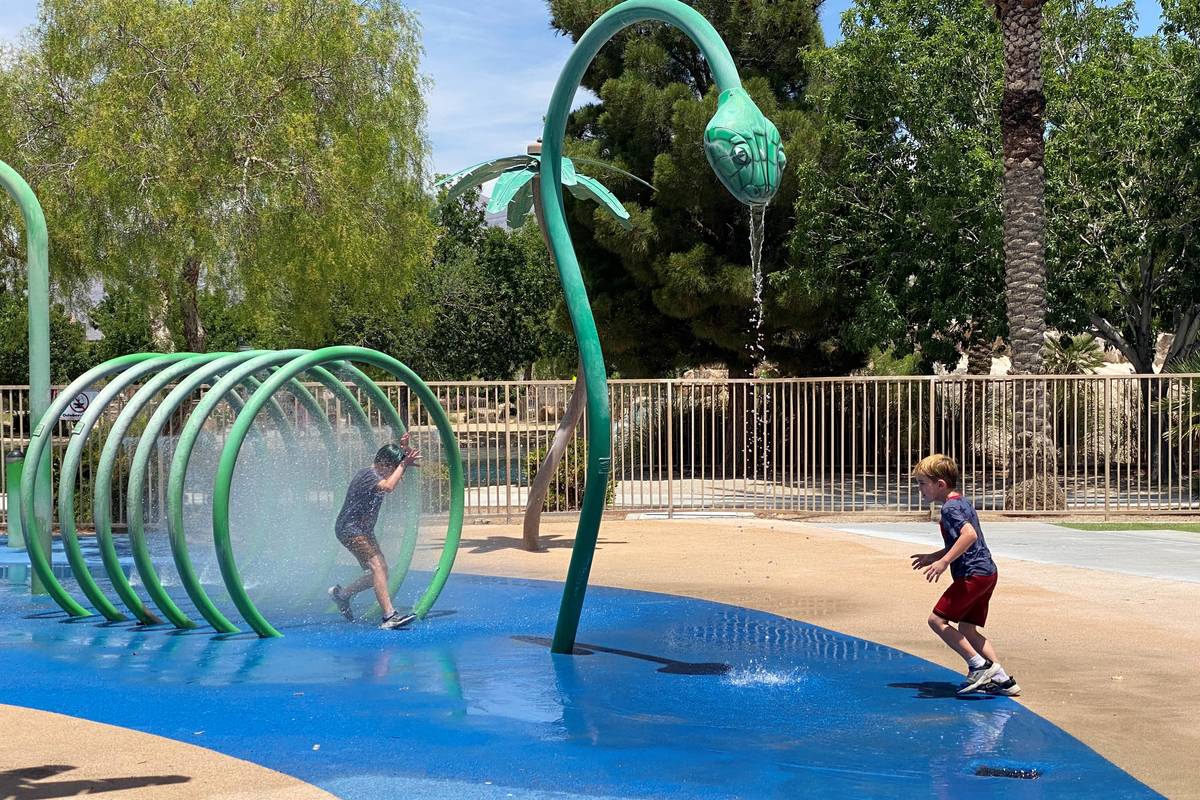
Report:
162,353,392,632
125,350,312,630
163,349,337,633
0,161,53,595
18,353,163,616
93,352,299,624
541,0,743,652
94,352,227,624
212,346,464,637
56,353,196,621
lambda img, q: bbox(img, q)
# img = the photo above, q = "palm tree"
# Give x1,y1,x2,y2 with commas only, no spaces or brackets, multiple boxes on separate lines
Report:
436,143,650,551
1043,333,1105,376
1044,333,1105,465
990,0,1057,507
1156,353,1200,484
994,0,1049,374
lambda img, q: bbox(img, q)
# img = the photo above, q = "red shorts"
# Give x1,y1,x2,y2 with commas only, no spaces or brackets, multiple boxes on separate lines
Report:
933,572,997,626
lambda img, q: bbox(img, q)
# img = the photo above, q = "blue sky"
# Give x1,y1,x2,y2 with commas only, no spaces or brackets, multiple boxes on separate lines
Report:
0,0,1167,177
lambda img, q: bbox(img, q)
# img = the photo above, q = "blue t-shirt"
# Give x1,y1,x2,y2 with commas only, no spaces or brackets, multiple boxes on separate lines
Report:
335,468,385,535
938,496,996,580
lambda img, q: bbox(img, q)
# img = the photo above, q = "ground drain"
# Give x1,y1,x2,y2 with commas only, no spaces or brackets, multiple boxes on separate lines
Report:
975,765,1042,780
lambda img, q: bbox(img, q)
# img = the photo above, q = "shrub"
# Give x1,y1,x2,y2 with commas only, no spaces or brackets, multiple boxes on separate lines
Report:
524,442,615,512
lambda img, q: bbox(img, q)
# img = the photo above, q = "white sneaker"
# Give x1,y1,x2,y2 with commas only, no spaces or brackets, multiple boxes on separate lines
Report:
958,660,1002,694
380,612,416,630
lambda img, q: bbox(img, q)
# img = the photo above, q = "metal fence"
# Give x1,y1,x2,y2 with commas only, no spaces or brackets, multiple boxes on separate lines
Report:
2,374,1198,528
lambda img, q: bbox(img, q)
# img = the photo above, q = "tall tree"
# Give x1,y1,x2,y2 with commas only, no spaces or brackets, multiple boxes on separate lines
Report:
791,0,1006,371
0,282,91,384
548,0,829,376
995,0,1050,374
390,189,569,381
0,0,433,352
1047,0,1200,373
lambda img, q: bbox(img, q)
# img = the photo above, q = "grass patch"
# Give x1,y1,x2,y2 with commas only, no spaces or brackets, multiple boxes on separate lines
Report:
1059,522,1200,534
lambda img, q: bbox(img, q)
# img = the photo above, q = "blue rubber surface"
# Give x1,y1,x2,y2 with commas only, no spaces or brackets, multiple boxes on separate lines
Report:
0,536,1159,799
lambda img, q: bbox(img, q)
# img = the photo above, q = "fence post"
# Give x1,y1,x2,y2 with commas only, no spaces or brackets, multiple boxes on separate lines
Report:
504,382,512,524
666,380,674,519
928,376,937,456
1104,376,1111,520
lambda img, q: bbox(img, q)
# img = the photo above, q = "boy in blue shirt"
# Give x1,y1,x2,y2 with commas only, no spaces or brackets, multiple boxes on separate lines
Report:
328,434,421,629
911,454,1020,696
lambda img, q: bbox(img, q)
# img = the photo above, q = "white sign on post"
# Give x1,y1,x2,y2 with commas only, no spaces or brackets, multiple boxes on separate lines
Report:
58,390,97,422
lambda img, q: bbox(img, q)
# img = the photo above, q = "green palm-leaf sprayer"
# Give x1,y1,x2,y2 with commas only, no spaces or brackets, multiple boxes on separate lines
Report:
531,0,784,652
2,157,465,638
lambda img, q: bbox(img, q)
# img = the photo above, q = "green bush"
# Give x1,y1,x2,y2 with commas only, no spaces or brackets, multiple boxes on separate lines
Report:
415,460,451,515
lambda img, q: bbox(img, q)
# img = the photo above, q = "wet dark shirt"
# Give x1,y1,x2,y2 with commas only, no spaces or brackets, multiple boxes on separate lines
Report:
335,468,385,535
938,495,997,580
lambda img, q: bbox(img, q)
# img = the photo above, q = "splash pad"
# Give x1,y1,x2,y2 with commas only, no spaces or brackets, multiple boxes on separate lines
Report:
0,1,1159,796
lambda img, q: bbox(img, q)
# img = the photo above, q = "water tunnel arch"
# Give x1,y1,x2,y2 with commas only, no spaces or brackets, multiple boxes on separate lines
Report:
209,346,465,638
89,351,351,627
57,353,201,621
161,348,395,634
91,352,308,625
18,347,462,637
124,349,342,629
25,349,334,623
19,353,167,617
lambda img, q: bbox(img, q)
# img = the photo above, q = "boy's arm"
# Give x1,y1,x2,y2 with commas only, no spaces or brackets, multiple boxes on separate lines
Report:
376,449,421,494
923,522,978,581
910,547,949,569
376,463,407,494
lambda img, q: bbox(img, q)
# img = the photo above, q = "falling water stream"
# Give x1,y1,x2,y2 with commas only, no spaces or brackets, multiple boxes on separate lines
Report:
747,203,770,486
748,203,767,362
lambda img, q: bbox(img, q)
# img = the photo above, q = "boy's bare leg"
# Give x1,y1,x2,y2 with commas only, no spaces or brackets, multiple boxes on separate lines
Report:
927,613,981,662
959,623,1000,663
365,554,396,619
342,571,374,597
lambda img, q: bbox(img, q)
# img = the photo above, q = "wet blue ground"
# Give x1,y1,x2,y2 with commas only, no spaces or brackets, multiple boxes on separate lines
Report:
0,536,1160,799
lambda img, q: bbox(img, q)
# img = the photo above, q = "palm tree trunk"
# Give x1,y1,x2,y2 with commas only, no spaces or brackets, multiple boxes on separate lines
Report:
967,338,994,375
997,0,1048,374
995,0,1061,509
522,174,586,551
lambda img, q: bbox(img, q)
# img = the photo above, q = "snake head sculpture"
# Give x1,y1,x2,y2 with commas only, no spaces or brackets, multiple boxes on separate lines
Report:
703,88,785,206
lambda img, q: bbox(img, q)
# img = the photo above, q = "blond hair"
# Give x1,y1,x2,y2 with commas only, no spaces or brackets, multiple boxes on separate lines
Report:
912,454,959,489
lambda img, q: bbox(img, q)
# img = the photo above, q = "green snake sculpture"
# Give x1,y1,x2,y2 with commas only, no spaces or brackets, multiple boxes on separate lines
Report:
544,0,784,652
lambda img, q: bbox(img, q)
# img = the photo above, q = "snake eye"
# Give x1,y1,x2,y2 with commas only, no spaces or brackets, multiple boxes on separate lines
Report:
731,143,751,166
776,148,787,172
